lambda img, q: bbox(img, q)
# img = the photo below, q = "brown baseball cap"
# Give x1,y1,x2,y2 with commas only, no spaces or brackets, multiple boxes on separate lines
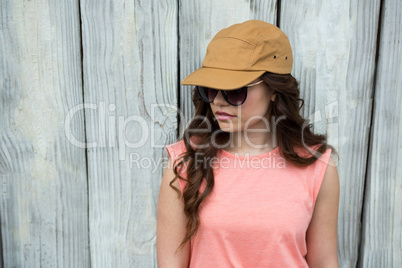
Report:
181,20,293,90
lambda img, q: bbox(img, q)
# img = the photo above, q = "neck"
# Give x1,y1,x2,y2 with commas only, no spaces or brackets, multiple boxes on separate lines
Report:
225,125,277,155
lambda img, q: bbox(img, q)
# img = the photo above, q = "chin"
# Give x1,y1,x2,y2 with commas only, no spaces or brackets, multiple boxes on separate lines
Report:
218,127,233,133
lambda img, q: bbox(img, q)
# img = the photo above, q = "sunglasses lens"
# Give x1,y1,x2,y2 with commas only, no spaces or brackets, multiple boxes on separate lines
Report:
197,86,217,103
226,87,247,105
197,86,247,105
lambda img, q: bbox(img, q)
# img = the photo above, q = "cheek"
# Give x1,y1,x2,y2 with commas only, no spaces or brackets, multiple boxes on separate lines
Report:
240,93,271,119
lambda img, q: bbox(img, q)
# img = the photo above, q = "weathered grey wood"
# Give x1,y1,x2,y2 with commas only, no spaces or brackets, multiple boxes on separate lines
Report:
1,0,400,266
80,0,178,266
0,0,89,267
178,0,278,136
280,1,381,266
359,0,402,267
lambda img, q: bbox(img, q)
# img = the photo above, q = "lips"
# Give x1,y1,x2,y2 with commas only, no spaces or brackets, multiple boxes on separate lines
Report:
216,111,235,116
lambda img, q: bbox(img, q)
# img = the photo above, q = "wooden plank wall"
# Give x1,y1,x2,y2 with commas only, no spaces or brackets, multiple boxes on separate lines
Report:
79,0,178,266
359,0,402,267
0,0,89,267
0,0,400,267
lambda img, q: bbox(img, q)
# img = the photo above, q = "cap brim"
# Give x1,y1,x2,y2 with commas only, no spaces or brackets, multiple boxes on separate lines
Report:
181,67,265,90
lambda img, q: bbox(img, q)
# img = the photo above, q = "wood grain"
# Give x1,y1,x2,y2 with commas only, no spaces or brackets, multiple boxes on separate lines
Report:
0,0,88,267
80,0,178,266
1,0,401,266
359,0,402,266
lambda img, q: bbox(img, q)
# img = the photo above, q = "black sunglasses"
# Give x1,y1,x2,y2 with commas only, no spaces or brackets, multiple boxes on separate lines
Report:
196,80,265,106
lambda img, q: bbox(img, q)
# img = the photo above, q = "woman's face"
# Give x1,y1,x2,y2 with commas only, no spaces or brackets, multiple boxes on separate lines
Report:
209,77,276,133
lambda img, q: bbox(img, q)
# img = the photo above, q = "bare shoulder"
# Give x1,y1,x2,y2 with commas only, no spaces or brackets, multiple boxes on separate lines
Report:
306,155,340,267
157,157,190,267
322,154,339,191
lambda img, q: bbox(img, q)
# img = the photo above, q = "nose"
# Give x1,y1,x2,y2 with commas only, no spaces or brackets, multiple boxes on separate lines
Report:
212,90,229,106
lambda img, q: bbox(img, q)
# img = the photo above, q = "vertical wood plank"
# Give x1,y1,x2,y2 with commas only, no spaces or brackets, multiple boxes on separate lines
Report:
0,0,89,267
80,0,178,266
279,1,381,266
359,0,402,266
179,0,277,136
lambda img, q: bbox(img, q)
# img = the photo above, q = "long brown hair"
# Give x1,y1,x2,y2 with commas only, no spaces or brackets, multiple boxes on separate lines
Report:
169,71,338,253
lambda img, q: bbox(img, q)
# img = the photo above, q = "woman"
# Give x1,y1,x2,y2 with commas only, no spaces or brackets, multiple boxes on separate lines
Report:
157,20,340,267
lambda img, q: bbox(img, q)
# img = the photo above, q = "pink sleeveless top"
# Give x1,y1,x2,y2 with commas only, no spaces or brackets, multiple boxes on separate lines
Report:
165,139,332,267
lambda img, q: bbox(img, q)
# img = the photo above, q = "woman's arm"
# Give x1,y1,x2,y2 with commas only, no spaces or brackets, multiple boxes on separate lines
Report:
157,157,190,268
306,156,340,268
